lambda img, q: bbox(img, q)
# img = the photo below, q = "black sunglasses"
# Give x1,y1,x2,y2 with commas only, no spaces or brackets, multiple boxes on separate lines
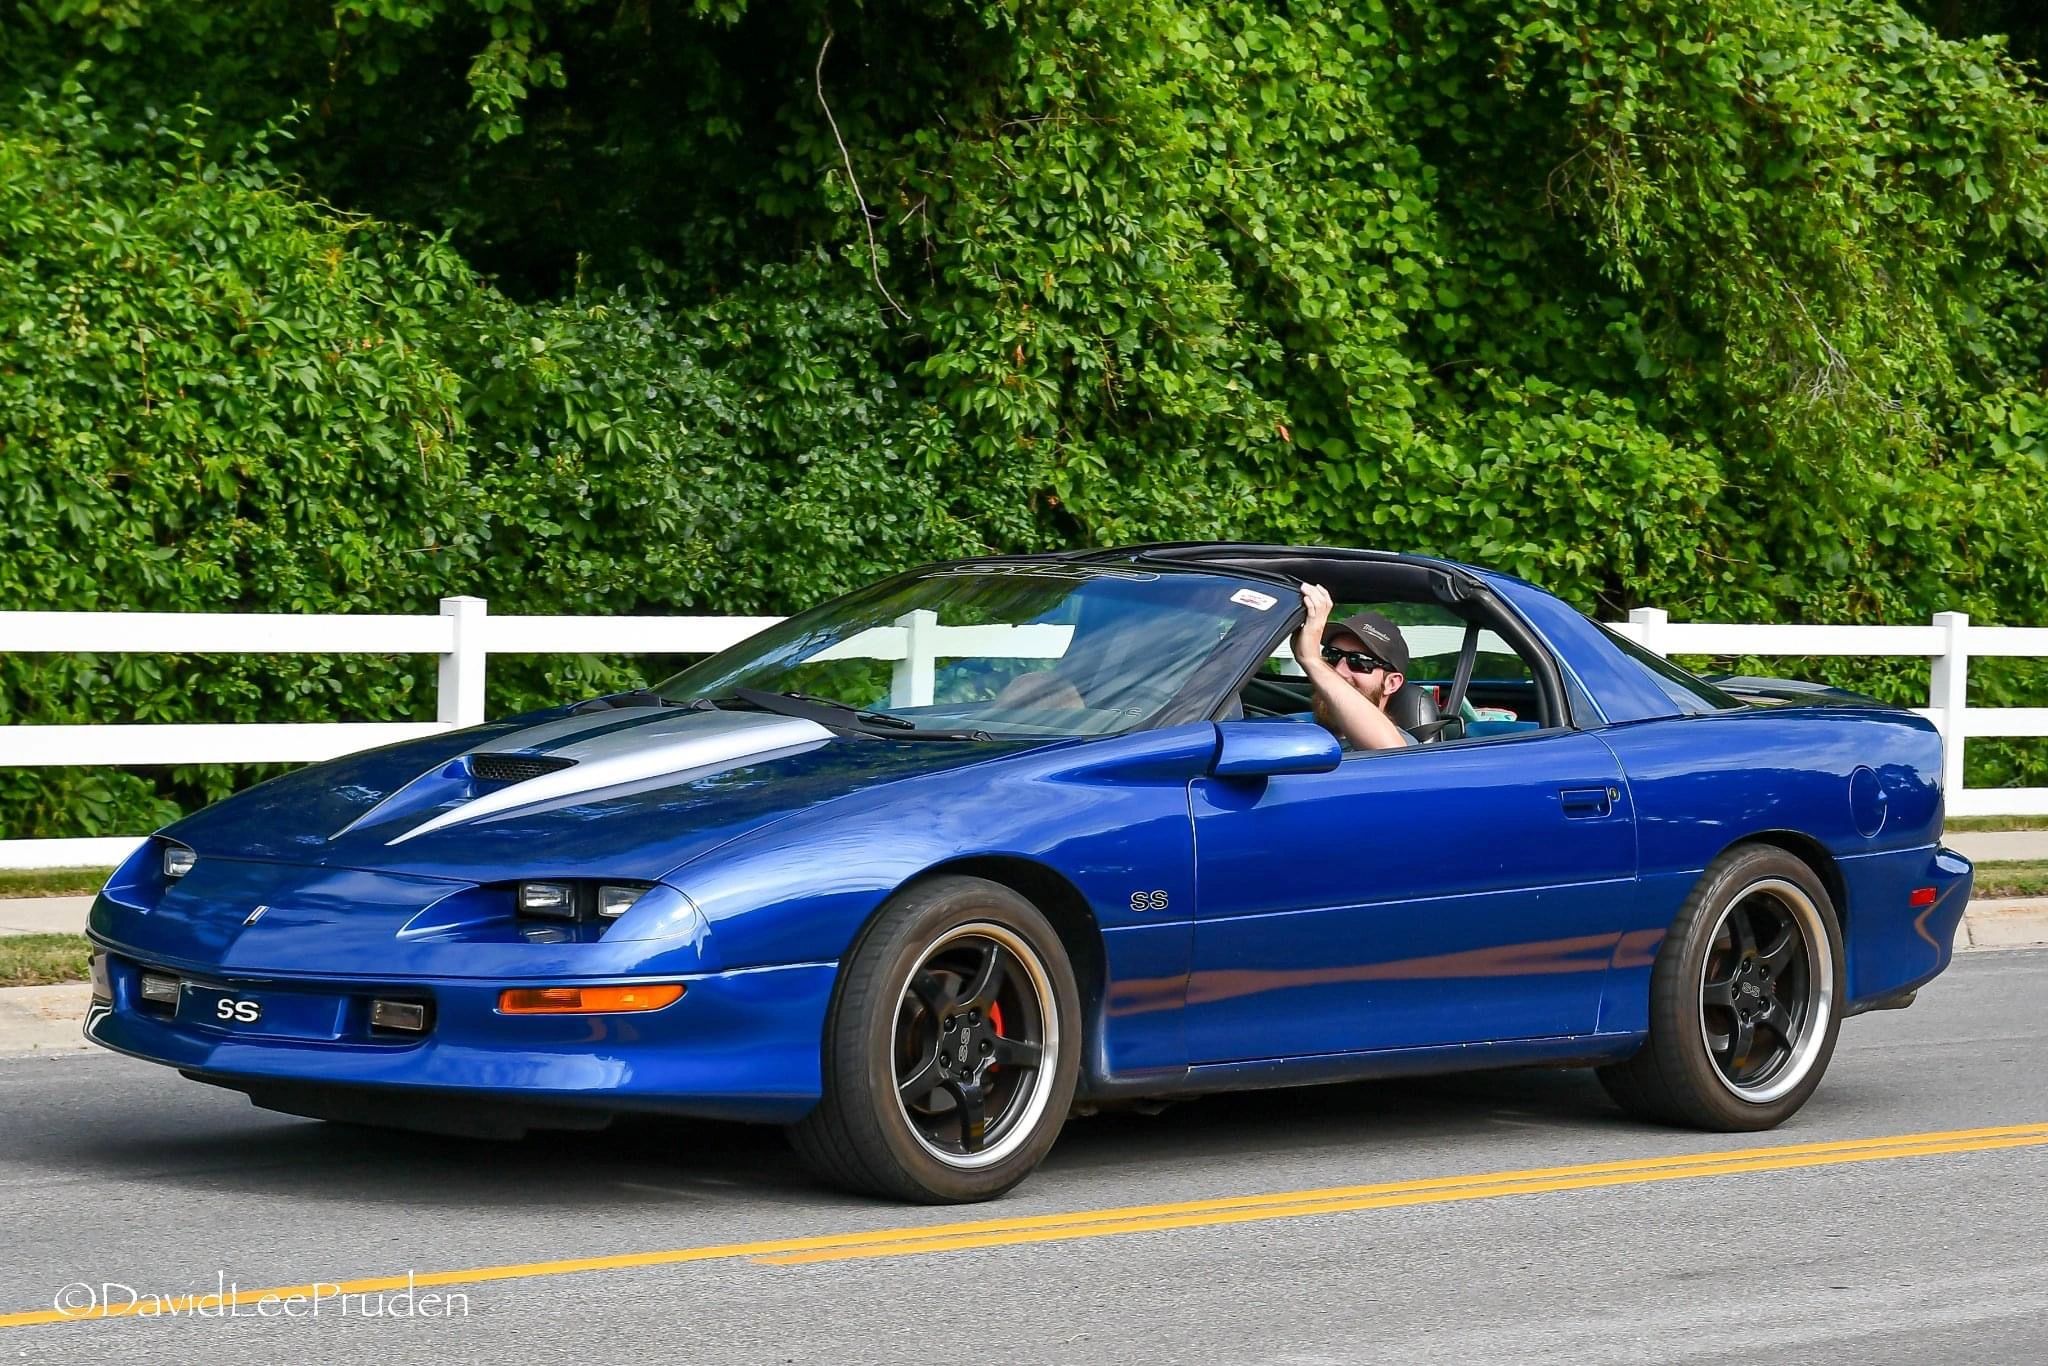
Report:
1321,644,1393,674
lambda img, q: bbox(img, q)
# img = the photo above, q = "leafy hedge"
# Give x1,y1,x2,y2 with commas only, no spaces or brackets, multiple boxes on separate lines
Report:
0,92,994,834
3,0,2048,838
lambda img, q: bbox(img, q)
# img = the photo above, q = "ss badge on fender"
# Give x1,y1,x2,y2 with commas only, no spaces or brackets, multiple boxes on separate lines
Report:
1129,890,1169,912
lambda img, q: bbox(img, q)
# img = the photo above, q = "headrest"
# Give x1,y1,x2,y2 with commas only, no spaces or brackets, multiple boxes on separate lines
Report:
1385,678,1440,741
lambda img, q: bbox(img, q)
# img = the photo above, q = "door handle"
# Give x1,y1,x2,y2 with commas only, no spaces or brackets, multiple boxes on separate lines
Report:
1559,786,1617,819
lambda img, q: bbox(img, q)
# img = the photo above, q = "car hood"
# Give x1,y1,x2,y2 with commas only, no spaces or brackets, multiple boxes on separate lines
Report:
162,705,1035,884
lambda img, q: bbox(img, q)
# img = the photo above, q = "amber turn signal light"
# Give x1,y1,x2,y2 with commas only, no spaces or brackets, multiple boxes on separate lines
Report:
498,984,685,1015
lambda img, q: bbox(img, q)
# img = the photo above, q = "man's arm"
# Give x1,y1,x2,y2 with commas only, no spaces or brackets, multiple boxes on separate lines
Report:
1292,583,1411,751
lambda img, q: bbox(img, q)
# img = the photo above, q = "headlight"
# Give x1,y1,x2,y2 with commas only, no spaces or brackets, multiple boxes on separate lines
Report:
513,880,653,923
163,846,196,880
517,882,577,919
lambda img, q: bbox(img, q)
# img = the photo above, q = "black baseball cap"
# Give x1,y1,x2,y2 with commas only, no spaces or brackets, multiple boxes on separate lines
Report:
1323,610,1411,675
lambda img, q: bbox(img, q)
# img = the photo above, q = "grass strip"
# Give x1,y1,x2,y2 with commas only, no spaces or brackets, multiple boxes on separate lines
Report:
0,868,113,899
0,934,92,988
1945,816,2048,833
1972,860,2048,900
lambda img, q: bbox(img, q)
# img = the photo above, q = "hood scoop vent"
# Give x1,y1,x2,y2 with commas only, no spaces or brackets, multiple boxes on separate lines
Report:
471,753,577,784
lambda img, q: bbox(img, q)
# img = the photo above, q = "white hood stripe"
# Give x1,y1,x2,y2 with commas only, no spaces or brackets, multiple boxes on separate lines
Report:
382,708,834,846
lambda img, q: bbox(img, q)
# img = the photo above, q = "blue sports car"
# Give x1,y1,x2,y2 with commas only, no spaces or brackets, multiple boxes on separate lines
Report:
85,546,1973,1202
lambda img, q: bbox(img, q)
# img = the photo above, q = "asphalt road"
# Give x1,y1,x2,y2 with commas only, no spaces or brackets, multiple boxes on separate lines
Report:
1,950,2043,1365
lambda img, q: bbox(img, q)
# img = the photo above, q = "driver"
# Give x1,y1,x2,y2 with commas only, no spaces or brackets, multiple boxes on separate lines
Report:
1292,583,1411,750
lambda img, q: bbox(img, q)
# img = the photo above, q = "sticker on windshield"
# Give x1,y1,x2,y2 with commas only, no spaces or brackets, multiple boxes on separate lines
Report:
1230,588,1278,611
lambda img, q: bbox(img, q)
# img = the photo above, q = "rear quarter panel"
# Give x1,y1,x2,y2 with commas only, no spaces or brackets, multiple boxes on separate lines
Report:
1595,707,1956,1028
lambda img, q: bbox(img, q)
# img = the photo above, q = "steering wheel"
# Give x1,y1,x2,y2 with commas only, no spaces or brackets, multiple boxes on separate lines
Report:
1240,674,1308,716
1406,717,1456,743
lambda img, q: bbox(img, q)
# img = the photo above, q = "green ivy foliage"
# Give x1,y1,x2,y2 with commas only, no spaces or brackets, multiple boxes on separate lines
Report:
0,90,998,834
2,0,2047,836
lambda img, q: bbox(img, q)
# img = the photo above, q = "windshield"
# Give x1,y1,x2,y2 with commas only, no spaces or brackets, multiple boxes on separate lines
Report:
654,563,1291,737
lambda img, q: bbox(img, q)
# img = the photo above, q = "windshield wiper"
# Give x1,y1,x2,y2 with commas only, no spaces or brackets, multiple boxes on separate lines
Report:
788,691,918,729
728,688,992,741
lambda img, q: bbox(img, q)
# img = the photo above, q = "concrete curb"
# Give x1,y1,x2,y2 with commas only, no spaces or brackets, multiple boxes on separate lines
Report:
0,983,92,1057
1957,898,2048,950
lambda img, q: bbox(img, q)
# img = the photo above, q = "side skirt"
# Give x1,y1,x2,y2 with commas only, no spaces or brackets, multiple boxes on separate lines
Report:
1080,1031,1645,1102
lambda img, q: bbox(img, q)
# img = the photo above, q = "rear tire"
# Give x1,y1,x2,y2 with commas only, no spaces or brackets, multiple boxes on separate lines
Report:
789,876,1082,1202
1599,844,1845,1131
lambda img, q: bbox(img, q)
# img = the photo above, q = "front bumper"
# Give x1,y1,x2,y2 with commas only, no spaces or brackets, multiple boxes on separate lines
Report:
84,942,837,1126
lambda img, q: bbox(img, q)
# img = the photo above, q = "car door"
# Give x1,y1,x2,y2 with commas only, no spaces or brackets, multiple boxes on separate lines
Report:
1184,729,1637,1063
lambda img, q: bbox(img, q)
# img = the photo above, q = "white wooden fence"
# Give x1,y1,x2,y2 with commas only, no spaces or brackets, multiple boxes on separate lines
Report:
1,599,2043,868
1609,607,2048,819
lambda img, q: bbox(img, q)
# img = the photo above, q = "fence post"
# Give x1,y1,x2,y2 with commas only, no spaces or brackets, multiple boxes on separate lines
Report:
1929,610,1969,806
1628,606,1670,656
438,596,489,728
889,609,938,708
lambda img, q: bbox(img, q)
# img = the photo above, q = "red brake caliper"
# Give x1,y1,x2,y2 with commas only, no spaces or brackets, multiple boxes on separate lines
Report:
987,1002,1005,1072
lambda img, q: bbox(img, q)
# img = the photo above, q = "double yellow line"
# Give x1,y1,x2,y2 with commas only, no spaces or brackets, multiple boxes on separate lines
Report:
761,1121,2048,1264
5,1122,2044,1329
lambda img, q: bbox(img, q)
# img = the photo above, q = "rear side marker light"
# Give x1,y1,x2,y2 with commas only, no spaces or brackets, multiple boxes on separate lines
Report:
163,848,196,880
139,973,181,1005
369,999,429,1032
1909,886,1937,908
498,984,684,1015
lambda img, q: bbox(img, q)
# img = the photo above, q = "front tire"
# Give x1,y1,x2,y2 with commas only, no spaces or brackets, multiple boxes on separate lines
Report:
1599,844,1845,1131
790,876,1082,1202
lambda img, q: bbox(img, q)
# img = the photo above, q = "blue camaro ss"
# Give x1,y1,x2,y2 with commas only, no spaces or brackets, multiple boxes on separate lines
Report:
85,545,1973,1201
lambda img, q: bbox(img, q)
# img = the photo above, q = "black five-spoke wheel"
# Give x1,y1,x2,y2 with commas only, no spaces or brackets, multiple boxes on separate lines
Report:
1601,845,1845,1130
790,876,1081,1202
1698,878,1833,1102
893,925,1054,1165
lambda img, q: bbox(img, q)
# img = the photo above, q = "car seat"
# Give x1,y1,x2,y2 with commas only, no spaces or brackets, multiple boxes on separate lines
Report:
1387,679,1455,742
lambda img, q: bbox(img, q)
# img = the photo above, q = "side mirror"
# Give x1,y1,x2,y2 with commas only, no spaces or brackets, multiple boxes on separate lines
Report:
1210,721,1342,778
